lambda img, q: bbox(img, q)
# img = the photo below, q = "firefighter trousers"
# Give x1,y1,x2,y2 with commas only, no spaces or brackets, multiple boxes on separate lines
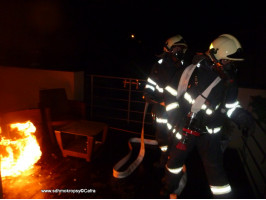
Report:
163,132,233,198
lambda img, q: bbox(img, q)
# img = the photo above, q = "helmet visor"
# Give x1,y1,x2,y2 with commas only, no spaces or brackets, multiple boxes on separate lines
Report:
227,48,244,60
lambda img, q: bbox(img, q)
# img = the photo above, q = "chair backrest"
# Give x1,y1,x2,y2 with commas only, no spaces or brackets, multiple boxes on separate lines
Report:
39,88,70,120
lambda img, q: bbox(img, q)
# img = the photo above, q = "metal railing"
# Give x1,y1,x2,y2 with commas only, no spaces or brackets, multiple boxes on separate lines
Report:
239,120,266,198
85,74,155,137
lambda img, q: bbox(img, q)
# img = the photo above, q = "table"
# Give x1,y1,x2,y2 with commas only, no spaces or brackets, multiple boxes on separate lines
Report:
54,120,108,162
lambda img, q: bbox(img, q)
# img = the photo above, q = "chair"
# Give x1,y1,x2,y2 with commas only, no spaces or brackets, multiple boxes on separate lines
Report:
38,88,86,144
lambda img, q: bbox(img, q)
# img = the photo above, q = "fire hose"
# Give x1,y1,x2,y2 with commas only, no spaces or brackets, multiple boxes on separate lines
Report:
113,102,158,178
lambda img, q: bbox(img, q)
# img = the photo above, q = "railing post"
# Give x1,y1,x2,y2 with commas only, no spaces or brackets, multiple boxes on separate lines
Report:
90,75,94,119
127,79,132,124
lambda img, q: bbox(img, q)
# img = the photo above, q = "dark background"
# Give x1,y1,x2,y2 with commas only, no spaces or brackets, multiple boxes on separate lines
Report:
0,0,265,88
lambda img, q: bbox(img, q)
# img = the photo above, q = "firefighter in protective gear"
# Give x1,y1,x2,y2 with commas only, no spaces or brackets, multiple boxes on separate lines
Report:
143,34,189,169
160,34,256,198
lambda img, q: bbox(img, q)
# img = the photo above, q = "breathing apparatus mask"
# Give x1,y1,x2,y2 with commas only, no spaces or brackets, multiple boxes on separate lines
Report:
174,48,185,61
209,48,238,83
164,44,186,61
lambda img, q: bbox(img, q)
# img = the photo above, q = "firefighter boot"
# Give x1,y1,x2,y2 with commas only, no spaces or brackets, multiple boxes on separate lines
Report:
160,169,183,198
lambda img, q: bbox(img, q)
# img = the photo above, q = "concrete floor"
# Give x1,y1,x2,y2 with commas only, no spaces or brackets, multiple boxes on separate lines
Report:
1,129,255,199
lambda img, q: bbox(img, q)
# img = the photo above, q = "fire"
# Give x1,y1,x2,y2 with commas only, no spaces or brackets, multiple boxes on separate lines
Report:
0,121,42,177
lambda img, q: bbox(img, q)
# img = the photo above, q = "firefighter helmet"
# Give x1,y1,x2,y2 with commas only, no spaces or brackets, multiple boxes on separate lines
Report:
163,34,188,53
208,34,244,61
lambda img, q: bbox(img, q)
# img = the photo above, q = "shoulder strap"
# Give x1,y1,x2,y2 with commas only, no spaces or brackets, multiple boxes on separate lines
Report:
176,64,197,99
191,76,221,113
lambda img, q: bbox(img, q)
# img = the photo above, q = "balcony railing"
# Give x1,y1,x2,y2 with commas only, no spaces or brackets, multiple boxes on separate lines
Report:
85,74,155,137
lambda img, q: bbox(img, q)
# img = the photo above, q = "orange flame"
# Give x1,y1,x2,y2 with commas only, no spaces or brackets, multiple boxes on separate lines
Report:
0,121,42,177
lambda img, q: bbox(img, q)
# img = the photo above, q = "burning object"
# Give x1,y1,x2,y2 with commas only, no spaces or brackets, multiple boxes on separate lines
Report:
0,121,42,177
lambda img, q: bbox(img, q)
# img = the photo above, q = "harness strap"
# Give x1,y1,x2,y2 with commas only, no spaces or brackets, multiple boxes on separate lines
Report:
191,76,221,113
176,64,197,99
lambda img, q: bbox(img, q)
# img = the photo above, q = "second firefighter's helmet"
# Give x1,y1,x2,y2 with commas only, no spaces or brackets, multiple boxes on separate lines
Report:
208,34,244,61
163,34,188,54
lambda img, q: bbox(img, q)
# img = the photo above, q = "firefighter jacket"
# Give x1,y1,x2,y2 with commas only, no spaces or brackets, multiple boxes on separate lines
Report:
164,55,255,137
144,53,186,119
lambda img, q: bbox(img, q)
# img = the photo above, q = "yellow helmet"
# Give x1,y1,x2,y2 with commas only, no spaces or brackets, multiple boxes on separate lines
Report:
163,34,188,53
208,34,244,61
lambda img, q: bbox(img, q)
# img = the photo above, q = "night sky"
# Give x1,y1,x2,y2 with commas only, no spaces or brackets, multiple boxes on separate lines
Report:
0,0,265,88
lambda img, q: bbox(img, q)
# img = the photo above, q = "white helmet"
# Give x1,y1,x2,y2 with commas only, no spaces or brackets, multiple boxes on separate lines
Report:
163,34,188,53
208,34,244,61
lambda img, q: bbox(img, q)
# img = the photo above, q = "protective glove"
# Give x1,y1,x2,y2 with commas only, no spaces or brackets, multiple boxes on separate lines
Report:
231,108,256,137
241,119,256,137
241,114,255,137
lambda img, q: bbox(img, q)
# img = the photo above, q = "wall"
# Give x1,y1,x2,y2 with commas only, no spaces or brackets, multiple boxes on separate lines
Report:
0,66,84,113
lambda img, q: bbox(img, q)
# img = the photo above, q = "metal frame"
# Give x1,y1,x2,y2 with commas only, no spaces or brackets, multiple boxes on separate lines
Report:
85,74,154,137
